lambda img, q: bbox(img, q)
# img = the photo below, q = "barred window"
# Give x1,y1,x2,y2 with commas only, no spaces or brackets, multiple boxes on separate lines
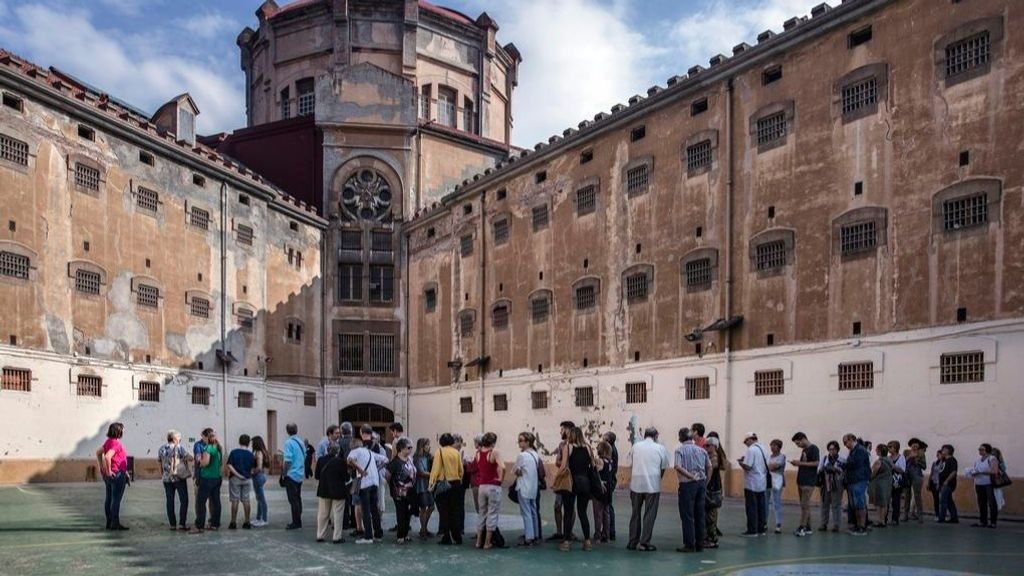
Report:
190,297,210,319
369,333,395,374
460,312,474,337
685,377,710,400
75,269,101,295
626,381,647,404
685,258,712,289
189,206,210,230
838,362,874,391
424,288,437,312
237,224,254,247
575,386,595,408
369,265,394,303
74,163,100,191
77,375,102,397
754,369,785,396
940,351,984,384
626,164,649,195
136,186,159,213
237,308,254,331
371,230,392,253
139,381,160,402
531,390,549,410
755,240,787,271
136,284,159,308
840,221,877,256
238,391,254,408
492,304,509,329
493,219,509,244
493,393,508,412
625,273,649,303
340,333,364,372
2,367,31,392
286,321,304,343
756,111,787,146
943,194,988,231
531,295,550,323
191,386,210,406
297,78,315,117
945,32,990,79
0,133,29,166
841,77,878,116
0,251,30,279
686,140,713,173
304,391,317,407
460,396,473,413
338,264,362,301
341,230,362,251
532,204,549,231
460,234,473,257
576,185,596,216
575,285,596,311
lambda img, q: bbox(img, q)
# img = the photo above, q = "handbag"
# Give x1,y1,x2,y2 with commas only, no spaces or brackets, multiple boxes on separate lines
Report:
756,445,773,491
508,479,520,504
432,450,452,497
552,467,573,494
705,489,723,509
172,446,191,480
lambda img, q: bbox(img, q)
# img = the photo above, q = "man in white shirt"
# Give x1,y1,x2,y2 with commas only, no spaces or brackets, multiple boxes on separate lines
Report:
347,433,389,543
738,432,769,536
627,427,670,551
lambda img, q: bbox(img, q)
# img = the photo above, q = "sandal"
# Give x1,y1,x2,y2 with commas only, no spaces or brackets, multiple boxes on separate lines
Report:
559,541,571,552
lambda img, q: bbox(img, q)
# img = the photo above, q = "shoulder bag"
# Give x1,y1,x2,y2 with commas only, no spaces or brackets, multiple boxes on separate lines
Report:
432,450,452,497
173,446,191,480
756,445,773,491
350,451,372,497
552,446,574,494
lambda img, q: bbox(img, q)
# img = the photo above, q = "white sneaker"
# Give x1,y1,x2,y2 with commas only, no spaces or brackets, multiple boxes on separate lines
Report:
356,538,374,544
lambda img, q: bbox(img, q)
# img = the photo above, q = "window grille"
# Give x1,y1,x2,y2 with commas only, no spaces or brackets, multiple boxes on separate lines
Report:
576,185,597,216
136,284,159,308
754,369,785,396
340,333,364,372
188,386,209,406
940,352,984,384
371,230,392,253
625,273,649,302
687,140,713,173
840,221,877,256
943,194,988,231
280,87,291,119
2,367,31,392
0,251,30,279
139,381,160,402
626,164,649,195
575,285,596,311
841,77,878,116
493,305,509,329
237,224,254,247
297,79,315,117
237,308,254,331
532,205,549,231
136,186,159,213
685,377,710,400
0,133,29,166
419,91,430,119
685,258,712,289
755,240,787,271
493,393,508,412
77,375,102,397
369,265,394,302
338,264,362,301
531,390,549,410
189,206,210,230
625,381,647,404
341,230,362,251
945,31,990,79
838,362,874,391
369,334,395,374
74,163,100,191
460,396,473,413
493,219,509,244
756,112,787,146
190,297,210,319
304,391,317,407
575,386,594,407
460,312,474,337
460,235,473,257
424,288,437,312
238,391,254,408
75,269,101,295
531,295,550,323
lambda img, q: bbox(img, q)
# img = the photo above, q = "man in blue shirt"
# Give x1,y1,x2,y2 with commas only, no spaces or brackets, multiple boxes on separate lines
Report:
283,423,306,529
843,433,871,535
192,430,207,528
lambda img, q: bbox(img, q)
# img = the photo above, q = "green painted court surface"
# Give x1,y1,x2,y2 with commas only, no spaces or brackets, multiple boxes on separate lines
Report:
0,482,1019,576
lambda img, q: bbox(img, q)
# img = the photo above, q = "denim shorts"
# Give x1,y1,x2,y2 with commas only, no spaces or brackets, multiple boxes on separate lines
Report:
848,480,868,510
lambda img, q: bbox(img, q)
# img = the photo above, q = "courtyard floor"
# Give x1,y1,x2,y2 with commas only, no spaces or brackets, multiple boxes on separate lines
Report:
0,481,1019,576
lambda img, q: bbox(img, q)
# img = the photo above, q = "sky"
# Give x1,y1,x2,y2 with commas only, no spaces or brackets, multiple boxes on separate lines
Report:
0,0,822,147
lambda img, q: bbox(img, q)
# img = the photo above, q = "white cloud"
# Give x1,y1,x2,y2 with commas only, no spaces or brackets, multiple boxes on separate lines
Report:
0,3,244,134
174,12,239,40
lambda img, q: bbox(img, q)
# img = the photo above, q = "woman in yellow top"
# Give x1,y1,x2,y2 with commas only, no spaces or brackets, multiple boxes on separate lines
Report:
429,433,465,545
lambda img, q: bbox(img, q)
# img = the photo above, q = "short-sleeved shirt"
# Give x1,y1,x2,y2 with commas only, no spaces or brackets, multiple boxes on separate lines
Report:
515,450,540,498
674,441,709,482
158,443,189,482
797,444,820,486
200,444,223,479
629,438,670,493
846,443,871,484
938,456,958,489
227,448,255,479
769,453,786,489
283,435,306,482
349,446,389,489
102,438,128,475
743,443,768,492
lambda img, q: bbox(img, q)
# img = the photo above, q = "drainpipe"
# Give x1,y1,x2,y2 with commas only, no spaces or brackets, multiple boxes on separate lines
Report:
478,192,486,435
403,224,412,432
723,78,736,495
321,211,328,432
220,181,228,441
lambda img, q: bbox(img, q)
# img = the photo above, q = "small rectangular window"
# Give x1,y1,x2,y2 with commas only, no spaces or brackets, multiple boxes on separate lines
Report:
239,194,251,206
237,308,254,331
630,126,646,142
840,221,878,256
532,205,549,231
754,369,785,396
685,258,713,289
371,230,392,253
460,396,473,413
493,218,509,244
625,273,648,303
0,251,30,280
190,297,210,319
686,140,713,174
339,333,364,372
139,381,160,402
74,163,100,191
189,206,210,230
531,390,549,410
192,174,206,187
369,265,394,303
0,133,29,166
762,65,783,85
940,351,984,384
75,269,101,295
576,185,597,217
493,393,508,412
191,386,211,406
841,77,878,117
136,186,159,213
755,240,787,271
756,112,787,146
575,285,596,311
535,171,547,184
580,149,594,164
531,296,550,323
2,367,31,392
136,284,159,308
945,31,990,79
237,224,254,247
496,188,507,201
341,230,362,251
626,164,649,196
625,381,647,404
691,98,708,116
238,391,254,408
139,151,155,166
492,305,509,329
304,391,317,407
463,204,473,215
77,375,102,397
2,92,23,112
460,313,474,337
838,362,874,391
78,125,95,141
685,377,710,400
575,386,595,407
460,234,473,257
848,26,872,48
943,194,988,231
424,288,437,312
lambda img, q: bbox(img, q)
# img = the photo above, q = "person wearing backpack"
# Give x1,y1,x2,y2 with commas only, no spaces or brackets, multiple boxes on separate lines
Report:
158,429,192,531
513,432,541,546
738,432,769,536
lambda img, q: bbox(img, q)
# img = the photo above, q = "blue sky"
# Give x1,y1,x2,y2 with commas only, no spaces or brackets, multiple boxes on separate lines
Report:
0,0,821,147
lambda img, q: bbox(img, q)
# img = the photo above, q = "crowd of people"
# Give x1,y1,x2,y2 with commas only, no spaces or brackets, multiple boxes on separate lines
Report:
94,419,1012,554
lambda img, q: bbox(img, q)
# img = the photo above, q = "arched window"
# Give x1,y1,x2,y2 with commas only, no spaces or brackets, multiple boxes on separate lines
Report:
437,87,456,128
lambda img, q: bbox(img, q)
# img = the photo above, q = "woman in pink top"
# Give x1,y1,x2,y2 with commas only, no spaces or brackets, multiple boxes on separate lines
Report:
96,422,129,530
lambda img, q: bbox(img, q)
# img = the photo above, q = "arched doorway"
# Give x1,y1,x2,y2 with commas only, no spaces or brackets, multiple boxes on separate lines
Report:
339,403,395,438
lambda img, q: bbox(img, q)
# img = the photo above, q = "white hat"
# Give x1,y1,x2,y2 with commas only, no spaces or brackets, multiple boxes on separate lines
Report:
745,432,758,441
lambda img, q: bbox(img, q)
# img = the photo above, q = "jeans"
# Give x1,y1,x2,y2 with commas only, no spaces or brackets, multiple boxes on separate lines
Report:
561,491,591,540
358,486,383,539
252,472,268,523
770,487,784,527
678,480,706,549
163,479,189,527
195,476,222,529
103,472,128,528
820,488,842,529
975,484,997,526
903,476,923,519
628,491,660,548
283,476,303,527
744,489,767,533
938,485,958,522
534,490,543,540
519,496,538,541
607,490,617,538
393,496,416,539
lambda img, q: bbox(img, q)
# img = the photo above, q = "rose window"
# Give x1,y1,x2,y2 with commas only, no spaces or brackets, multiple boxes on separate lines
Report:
341,169,393,221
